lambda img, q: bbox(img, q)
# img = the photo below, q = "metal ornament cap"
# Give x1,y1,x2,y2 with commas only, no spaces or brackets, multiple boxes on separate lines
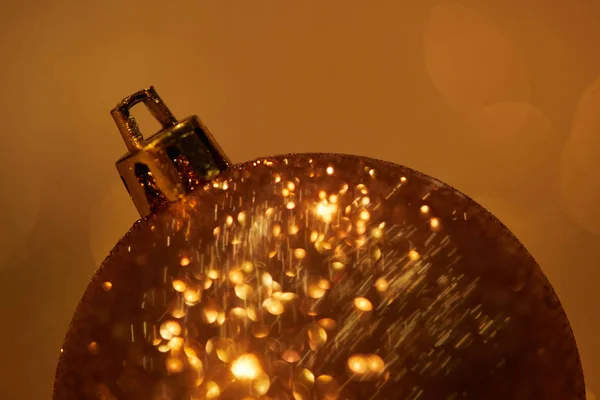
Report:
113,86,230,217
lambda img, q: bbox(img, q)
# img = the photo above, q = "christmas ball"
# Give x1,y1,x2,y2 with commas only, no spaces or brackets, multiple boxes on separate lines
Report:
54,88,585,399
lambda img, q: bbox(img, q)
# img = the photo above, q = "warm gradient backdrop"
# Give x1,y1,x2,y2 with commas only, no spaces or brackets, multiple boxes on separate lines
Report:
1,1,599,398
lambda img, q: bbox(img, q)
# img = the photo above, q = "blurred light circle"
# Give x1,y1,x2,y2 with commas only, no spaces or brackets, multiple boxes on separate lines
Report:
0,150,42,270
559,137,600,236
458,103,558,198
568,76,600,172
424,2,530,111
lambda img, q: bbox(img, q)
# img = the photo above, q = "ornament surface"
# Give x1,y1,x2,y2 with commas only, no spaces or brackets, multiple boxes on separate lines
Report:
55,154,584,399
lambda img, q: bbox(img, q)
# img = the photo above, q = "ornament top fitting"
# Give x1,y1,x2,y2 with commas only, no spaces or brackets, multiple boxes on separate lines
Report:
112,86,231,217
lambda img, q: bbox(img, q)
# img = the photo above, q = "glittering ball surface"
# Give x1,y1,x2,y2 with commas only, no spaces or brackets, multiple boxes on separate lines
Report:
55,154,584,400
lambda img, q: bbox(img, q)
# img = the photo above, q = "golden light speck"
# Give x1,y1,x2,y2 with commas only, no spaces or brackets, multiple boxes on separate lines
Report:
237,211,246,224
226,215,234,226
172,279,187,292
205,381,220,399
294,248,307,260
253,371,271,395
286,201,296,210
430,217,441,230
231,354,262,380
241,261,254,273
354,297,373,312
316,201,337,223
168,337,184,350
375,278,389,292
409,250,420,261
298,369,316,385
369,169,378,178
400,176,407,182
366,354,385,373
332,261,345,270
361,196,370,206
262,272,273,287
289,224,299,235
355,235,367,248
318,318,337,331
359,210,370,221
87,342,98,355
263,298,285,315
158,344,170,353
355,220,367,235
315,375,340,399
202,278,213,290
213,226,220,236
246,306,258,321
326,166,334,175
348,354,369,374
102,281,113,291
279,292,297,301
230,307,248,319
235,284,253,301
166,357,184,374
329,194,338,203
180,257,191,267
273,173,282,183
171,307,186,319
188,357,204,385
202,303,222,324
357,184,368,195
160,320,182,340
371,227,383,239
308,323,328,350
207,269,219,280
273,224,282,237
184,288,201,305
214,338,237,362
287,181,296,191
307,281,327,299
282,350,301,363
318,278,331,290
252,324,270,338
282,188,291,197
228,269,244,285
420,205,430,214
310,230,319,242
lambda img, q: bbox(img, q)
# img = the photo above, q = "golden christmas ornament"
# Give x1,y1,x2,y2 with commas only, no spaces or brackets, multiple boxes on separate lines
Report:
54,87,586,399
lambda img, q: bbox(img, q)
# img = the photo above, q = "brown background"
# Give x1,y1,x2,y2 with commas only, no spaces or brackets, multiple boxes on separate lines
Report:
1,1,599,398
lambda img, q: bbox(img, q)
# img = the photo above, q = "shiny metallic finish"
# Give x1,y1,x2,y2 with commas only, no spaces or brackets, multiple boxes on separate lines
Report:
54,153,584,399
113,87,231,218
